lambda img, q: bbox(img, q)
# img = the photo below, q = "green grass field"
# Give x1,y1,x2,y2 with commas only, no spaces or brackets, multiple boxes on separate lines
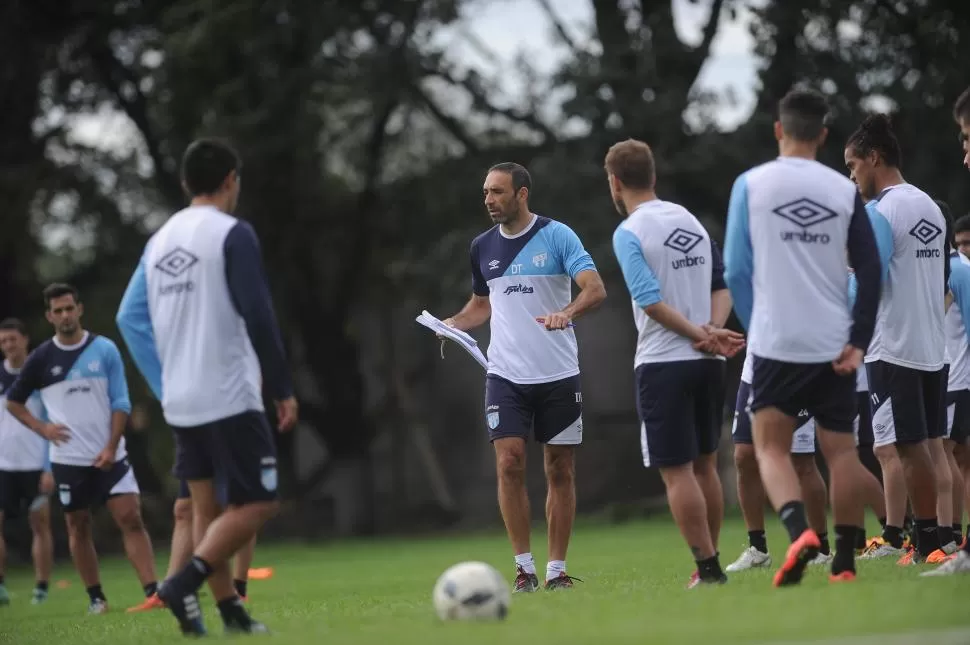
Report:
1,516,968,645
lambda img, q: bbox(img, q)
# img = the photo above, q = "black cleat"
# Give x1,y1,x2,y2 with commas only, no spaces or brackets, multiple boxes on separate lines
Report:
544,572,582,590
157,583,207,637
513,566,539,593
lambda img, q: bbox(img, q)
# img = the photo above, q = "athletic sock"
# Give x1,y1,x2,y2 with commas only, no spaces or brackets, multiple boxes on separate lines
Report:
143,582,158,598
832,525,859,575
169,556,213,594
778,501,810,542
234,579,248,598
545,560,565,582
695,554,725,582
938,525,954,548
818,531,831,556
514,552,536,575
965,524,970,542
878,516,887,529
854,527,866,551
953,523,963,544
86,584,106,603
0,575,4,585
35,581,48,592
748,530,768,554
915,518,941,556
217,596,252,628
882,525,904,549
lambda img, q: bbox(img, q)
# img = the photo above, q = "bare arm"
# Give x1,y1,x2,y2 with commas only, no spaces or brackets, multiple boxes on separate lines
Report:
644,302,708,343
710,288,733,327
107,410,128,452
445,294,491,332
563,270,607,320
6,400,45,435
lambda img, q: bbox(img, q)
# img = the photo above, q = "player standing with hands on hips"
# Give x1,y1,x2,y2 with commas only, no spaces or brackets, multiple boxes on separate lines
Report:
443,162,606,591
116,139,298,635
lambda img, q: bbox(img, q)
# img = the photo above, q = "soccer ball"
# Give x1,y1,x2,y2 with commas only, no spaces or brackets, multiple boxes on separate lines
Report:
432,561,510,621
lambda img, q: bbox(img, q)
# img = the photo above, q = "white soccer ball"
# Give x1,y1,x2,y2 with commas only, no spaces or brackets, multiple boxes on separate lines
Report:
432,561,510,621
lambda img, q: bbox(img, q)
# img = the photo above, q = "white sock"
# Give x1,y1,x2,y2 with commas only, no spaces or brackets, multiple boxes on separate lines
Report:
546,560,566,581
514,552,536,575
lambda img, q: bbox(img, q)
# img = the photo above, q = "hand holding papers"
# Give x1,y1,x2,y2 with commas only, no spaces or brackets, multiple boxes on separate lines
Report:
415,310,488,371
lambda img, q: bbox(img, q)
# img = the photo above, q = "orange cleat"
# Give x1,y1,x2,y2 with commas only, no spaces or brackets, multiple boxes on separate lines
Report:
829,571,856,583
773,529,821,587
248,567,274,580
126,593,165,613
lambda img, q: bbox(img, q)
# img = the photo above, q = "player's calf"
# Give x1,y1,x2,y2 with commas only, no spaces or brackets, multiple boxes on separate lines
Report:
659,463,726,586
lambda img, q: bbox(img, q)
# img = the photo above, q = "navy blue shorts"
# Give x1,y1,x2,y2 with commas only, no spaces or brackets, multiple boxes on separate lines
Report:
867,361,947,447
636,359,724,468
484,374,583,445
171,410,278,506
856,391,874,447
946,389,970,444
51,459,140,513
733,381,816,453
750,356,856,433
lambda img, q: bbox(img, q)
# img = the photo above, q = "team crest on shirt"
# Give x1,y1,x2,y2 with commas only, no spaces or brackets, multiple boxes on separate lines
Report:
50,366,62,376
260,457,278,492
486,411,500,430
88,360,100,373
532,252,547,268
59,484,71,506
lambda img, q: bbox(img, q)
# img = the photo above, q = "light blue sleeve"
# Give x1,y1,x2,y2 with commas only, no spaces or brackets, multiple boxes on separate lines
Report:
865,204,894,283
116,256,163,400
103,340,133,414
612,226,661,308
950,261,970,340
550,221,597,279
723,173,754,330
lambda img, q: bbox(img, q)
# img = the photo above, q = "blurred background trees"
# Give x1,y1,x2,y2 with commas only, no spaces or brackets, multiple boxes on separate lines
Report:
1,0,968,546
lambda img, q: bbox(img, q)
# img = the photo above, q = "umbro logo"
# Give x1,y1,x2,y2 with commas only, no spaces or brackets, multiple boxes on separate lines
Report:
155,247,199,278
772,198,837,228
663,228,703,255
50,366,62,376
488,260,500,271
909,218,942,245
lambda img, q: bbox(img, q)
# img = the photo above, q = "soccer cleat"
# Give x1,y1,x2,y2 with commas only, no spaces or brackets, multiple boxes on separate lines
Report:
247,567,274,580
226,621,270,635
828,571,856,583
925,542,958,564
773,529,821,588
725,546,771,572
809,552,834,566
157,584,206,636
896,546,926,566
920,549,970,577
859,537,905,560
512,566,539,593
686,570,727,589
31,588,48,605
126,593,165,612
544,572,581,590
88,599,109,615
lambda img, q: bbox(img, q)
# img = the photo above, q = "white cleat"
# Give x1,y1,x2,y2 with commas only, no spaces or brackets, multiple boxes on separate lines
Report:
858,538,905,560
920,549,970,577
809,551,834,566
88,599,108,615
725,546,771,572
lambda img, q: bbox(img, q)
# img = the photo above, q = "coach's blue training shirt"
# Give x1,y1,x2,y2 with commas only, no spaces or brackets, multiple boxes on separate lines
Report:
6,332,130,466
612,199,724,367
470,214,596,384
864,185,948,371
0,360,48,471
723,157,882,363
116,205,292,427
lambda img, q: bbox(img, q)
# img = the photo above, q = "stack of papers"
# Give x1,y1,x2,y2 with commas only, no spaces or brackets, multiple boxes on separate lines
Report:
415,310,488,371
